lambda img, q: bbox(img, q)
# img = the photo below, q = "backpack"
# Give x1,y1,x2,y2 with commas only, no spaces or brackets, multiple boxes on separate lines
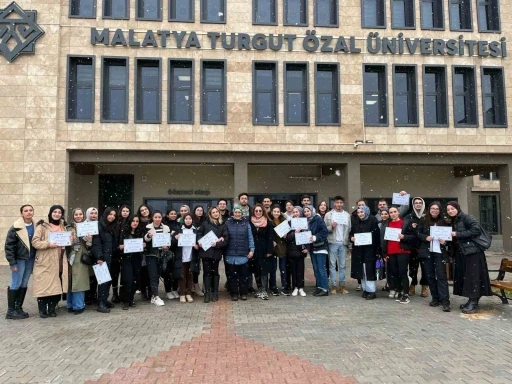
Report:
472,224,493,251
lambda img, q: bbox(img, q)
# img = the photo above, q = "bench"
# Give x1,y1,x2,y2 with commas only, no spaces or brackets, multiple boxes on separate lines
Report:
490,258,512,304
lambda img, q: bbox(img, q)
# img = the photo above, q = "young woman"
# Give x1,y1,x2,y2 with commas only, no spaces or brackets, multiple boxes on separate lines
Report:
65,208,91,315
447,201,492,314
120,215,144,310
349,206,381,300
417,202,451,312
164,209,180,232
91,207,117,313
143,211,169,306
163,208,180,300
112,205,130,304
270,205,287,296
284,200,295,219
250,203,274,300
378,208,391,292
191,205,205,297
285,206,308,297
5,205,37,319
84,207,99,306
317,201,328,220
137,204,152,300
304,205,329,297
32,205,69,318
197,207,228,303
172,213,198,303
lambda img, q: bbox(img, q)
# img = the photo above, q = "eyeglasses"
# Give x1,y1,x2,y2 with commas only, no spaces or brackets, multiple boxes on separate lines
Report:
254,209,262,212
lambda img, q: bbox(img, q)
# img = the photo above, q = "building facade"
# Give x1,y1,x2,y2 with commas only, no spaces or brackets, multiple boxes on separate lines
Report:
1,0,512,262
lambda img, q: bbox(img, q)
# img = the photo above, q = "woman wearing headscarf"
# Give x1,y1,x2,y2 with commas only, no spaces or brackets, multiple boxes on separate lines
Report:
191,205,206,297
84,207,99,305
171,213,197,303
446,201,492,314
378,208,391,292
286,206,308,296
111,205,131,304
137,204,152,301
32,205,69,318
250,203,274,300
304,205,329,297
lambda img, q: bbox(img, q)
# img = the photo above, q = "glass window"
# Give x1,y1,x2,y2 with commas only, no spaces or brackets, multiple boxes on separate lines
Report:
285,63,309,124
393,65,418,126
169,0,193,21
423,66,448,126
253,62,277,125
169,60,194,123
201,0,226,22
284,0,307,25
482,67,507,127
477,0,500,32
254,0,277,24
102,58,128,122
135,59,161,123
452,66,477,126
201,61,226,124
67,56,95,122
70,0,96,17
421,0,443,29
363,64,387,126
362,0,385,27
315,0,338,26
103,0,128,18
392,0,414,28
136,0,161,20
315,64,339,125
449,0,472,30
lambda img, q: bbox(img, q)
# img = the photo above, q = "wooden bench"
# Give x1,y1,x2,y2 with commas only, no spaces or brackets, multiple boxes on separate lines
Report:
490,258,512,304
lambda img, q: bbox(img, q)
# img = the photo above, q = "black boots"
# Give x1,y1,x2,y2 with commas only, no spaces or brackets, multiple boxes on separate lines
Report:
48,295,58,317
462,298,479,314
6,288,26,320
16,287,29,318
97,300,110,313
442,300,451,312
112,287,120,303
460,299,471,309
203,276,212,303
212,276,220,302
38,298,48,318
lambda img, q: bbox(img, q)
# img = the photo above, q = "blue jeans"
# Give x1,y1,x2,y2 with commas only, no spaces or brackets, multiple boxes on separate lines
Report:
328,243,347,287
10,257,35,289
270,257,287,289
67,291,85,311
311,252,329,291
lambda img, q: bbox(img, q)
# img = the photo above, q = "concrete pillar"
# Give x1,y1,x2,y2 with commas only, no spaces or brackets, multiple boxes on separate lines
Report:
499,163,512,252
233,159,248,202
344,161,362,212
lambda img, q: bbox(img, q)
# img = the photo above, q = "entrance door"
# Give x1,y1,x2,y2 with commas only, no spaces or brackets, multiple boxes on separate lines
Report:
98,174,134,215
479,195,499,233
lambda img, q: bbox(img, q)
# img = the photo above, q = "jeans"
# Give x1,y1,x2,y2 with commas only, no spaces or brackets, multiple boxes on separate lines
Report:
328,243,347,287
388,253,410,294
10,257,35,289
146,257,161,297
311,252,329,291
423,252,450,303
361,263,376,293
270,257,287,289
67,291,85,310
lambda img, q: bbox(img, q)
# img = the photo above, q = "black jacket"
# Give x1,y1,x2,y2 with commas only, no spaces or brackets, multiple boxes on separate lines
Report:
417,216,449,259
5,218,36,266
350,215,380,280
452,212,482,256
381,218,417,256
91,219,115,263
197,219,228,260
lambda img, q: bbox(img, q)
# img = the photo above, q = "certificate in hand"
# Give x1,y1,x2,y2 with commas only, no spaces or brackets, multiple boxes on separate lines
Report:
124,238,143,253
354,232,372,246
198,230,219,252
295,231,312,245
291,217,308,230
93,262,112,285
384,227,402,242
332,211,349,225
49,231,72,247
178,233,197,247
430,226,452,241
274,221,291,238
392,193,410,205
76,221,99,237
152,232,171,248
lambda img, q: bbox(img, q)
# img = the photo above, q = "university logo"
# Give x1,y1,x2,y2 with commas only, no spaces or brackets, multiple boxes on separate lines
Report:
0,1,44,62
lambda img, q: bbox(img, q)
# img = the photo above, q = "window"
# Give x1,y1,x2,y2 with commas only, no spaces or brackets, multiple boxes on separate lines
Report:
168,60,194,124
69,0,96,17
482,67,507,127
101,58,128,123
284,0,307,25
477,0,500,32
392,0,415,28
452,66,477,127
201,60,227,124
362,0,385,28
315,0,338,27
103,0,128,18
421,0,444,29
423,66,447,126
393,65,418,126
136,0,162,20
253,62,278,125
253,0,277,24
169,0,194,21
315,63,340,125
284,63,309,125
449,0,472,30
135,59,161,123
201,0,226,23
479,172,499,180
363,64,387,126
66,56,95,122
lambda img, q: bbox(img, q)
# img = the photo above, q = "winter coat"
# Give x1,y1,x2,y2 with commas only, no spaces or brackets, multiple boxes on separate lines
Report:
5,217,37,267
225,217,253,257
65,224,91,293
307,215,329,253
250,221,275,274
324,209,351,245
452,212,482,256
171,225,200,278
113,219,129,261
31,221,69,298
350,215,380,280
381,218,417,256
91,219,116,264
285,230,308,258
417,217,449,260
271,216,287,258
197,219,228,260
143,222,171,257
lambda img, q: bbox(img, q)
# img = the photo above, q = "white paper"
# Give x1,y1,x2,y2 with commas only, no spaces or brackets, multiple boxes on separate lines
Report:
76,221,99,237
198,230,219,252
354,232,372,246
430,226,452,241
274,221,291,238
124,238,143,253
392,193,410,205
384,227,402,242
49,231,72,247
291,217,308,230
152,232,171,248
178,233,197,247
93,262,112,285
332,211,349,225
295,231,312,245
430,239,442,253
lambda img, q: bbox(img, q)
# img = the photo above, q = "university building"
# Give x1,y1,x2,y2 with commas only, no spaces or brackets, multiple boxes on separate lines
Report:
1,0,512,262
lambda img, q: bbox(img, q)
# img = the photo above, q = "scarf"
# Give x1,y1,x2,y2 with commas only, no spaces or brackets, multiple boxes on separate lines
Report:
85,207,98,222
48,205,65,225
358,205,371,221
304,205,316,222
251,215,268,228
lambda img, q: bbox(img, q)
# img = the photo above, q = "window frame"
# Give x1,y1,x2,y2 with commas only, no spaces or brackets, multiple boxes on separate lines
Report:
452,65,478,128
481,66,507,128
200,0,227,23
361,0,386,28
392,64,419,127
314,62,340,126
200,59,227,125
420,0,444,30
477,0,501,33
284,61,310,126
102,0,129,19
69,0,97,18
252,61,279,126
252,0,278,25
168,59,195,124
134,58,162,124
362,63,388,127
422,65,448,128
283,0,308,26
135,0,163,21
314,0,339,27
100,56,129,123
168,0,195,21
66,55,95,123
391,0,416,29
449,0,473,31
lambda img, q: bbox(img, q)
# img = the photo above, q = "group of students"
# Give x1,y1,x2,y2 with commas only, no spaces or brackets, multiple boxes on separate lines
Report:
4,192,493,319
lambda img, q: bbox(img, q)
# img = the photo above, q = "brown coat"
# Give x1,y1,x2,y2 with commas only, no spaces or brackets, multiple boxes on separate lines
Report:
31,221,69,298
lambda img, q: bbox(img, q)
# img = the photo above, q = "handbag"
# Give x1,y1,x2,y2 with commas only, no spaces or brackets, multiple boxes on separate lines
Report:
472,224,492,251
80,249,96,266
375,259,386,280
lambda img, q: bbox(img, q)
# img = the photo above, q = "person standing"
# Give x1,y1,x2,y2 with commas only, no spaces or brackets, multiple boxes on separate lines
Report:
250,204,274,300
137,204,152,301
191,206,205,297
4,204,37,319
172,213,198,303
317,201,328,220
300,195,311,207
238,193,251,218
286,207,308,297
163,209,179,300
284,200,295,219
84,207,99,306
269,205,287,296
217,199,230,220
304,205,329,297
262,196,273,215
119,215,144,310
112,205,130,304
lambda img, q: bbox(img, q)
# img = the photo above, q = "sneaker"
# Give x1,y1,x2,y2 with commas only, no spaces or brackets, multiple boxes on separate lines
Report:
299,288,306,297
395,292,403,302
186,295,194,303
339,285,349,294
179,296,186,303
271,287,280,296
388,290,396,298
442,301,451,312
193,284,204,297
255,290,262,298
260,291,269,300
429,300,440,307
329,286,337,295
151,297,165,306
135,290,141,294
281,289,291,296
314,289,328,297
166,292,175,300
172,290,179,298
292,288,299,297
355,284,361,291
400,294,410,304
365,293,376,300
240,295,248,301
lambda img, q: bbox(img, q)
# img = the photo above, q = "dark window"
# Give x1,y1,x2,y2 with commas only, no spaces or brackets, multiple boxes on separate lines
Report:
70,0,96,17
253,0,277,24
393,65,418,126
479,195,499,233
169,0,194,21
201,61,226,124
482,67,507,127
477,0,500,32
135,59,161,123
103,0,128,18
392,0,415,28
449,0,472,30
452,66,477,126
362,0,385,27
253,62,278,125
101,58,128,123
363,64,387,126
422,66,447,126
284,0,307,25
480,172,499,180
67,56,95,122
136,0,161,20
315,63,340,125
284,63,309,125
201,0,226,22
315,0,338,26
421,0,444,29
168,60,194,124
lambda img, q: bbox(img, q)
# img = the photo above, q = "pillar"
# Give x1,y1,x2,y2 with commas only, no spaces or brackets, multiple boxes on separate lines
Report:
344,161,362,213
499,163,512,252
233,159,248,202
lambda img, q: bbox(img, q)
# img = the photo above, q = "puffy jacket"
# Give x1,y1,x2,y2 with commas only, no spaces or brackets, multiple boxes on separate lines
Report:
5,217,36,267
91,219,116,263
285,230,307,258
225,217,254,256
197,219,228,260
308,215,328,252
144,222,171,257
452,212,482,256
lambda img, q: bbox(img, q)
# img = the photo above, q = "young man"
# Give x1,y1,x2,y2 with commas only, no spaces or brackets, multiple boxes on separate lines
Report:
324,196,352,294
300,195,311,207
238,193,250,218
376,199,388,223
262,196,272,214
217,199,230,220
404,197,428,297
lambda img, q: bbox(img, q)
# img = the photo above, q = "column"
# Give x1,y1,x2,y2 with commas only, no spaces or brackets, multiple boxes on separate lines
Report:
499,163,512,252
344,161,362,212
233,159,248,201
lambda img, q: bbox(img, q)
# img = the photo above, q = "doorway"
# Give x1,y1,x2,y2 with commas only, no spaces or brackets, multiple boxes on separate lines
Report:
98,174,134,215
479,194,499,233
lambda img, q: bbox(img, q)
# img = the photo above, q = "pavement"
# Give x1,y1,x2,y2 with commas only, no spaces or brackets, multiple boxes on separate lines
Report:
0,253,511,384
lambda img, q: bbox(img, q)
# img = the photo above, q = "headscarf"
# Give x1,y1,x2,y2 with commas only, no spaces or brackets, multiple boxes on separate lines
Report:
412,197,426,219
48,205,65,225
86,207,98,222
304,205,316,222
358,205,371,221
233,205,242,214
293,206,304,217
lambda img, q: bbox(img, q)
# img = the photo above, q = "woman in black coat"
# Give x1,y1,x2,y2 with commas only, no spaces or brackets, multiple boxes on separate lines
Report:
285,206,308,296
119,215,144,310
446,201,492,314
250,203,274,300
197,207,229,303
111,204,131,304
